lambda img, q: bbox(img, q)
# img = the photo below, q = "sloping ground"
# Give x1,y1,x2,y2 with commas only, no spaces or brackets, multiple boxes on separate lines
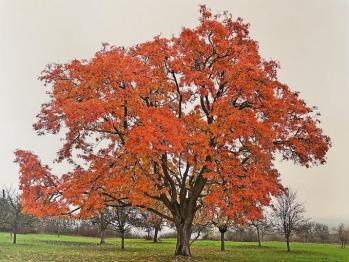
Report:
0,233,348,262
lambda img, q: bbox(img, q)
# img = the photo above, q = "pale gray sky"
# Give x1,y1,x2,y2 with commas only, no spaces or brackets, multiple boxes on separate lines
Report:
0,0,348,224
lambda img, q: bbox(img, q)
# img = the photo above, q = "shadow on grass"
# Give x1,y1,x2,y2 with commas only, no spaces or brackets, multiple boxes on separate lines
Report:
232,244,320,255
37,240,99,246
129,240,172,245
271,249,319,256
231,245,273,249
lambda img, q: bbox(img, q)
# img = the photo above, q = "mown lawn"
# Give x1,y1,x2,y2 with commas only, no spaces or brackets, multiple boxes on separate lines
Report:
0,232,348,261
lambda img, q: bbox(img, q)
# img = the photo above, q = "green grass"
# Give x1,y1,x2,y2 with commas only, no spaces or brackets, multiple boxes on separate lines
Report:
0,232,348,261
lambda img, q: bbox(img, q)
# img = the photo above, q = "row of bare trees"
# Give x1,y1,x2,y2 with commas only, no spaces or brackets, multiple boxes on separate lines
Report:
189,188,305,252
1,187,348,251
89,206,165,249
0,186,167,248
271,189,349,250
190,188,349,252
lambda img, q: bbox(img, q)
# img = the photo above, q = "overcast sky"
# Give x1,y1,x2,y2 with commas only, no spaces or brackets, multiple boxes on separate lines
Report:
0,0,348,225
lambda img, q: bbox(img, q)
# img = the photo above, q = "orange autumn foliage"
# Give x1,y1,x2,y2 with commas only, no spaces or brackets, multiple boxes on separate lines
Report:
15,5,330,256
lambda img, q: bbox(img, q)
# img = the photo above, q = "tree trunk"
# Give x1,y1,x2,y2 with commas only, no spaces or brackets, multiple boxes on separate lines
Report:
175,221,192,256
13,229,17,244
153,227,159,243
121,231,125,250
147,229,151,239
257,227,261,246
220,230,225,251
286,236,290,251
100,229,106,244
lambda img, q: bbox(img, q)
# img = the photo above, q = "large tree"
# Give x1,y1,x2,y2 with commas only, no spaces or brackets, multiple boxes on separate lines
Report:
15,6,330,256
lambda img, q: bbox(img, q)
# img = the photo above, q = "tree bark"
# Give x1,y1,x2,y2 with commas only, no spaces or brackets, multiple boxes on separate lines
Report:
13,228,17,244
153,227,159,243
100,229,106,244
218,226,227,251
121,231,125,250
257,227,261,247
175,221,192,256
286,236,290,251
220,230,225,251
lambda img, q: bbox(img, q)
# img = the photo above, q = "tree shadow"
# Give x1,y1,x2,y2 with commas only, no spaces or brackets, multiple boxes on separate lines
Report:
231,244,272,249
38,240,97,246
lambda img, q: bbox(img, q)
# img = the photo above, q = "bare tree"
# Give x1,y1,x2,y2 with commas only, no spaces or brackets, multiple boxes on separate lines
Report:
90,208,117,244
151,215,164,243
313,223,329,243
39,216,75,236
54,217,71,237
210,216,235,251
249,217,272,246
0,188,34,244
196,208,233,251
190,222,212,246
132,209,165,242
296,221,315,243
110,206,137,249
334,223,349,248
271,189,305,251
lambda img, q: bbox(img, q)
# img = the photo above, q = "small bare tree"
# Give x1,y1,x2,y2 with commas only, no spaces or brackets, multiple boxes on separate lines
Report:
133,209,165,242
110,206,137,249
39,216,74,236
249,217,272,247
0,188,34,244
90,207,117,244
313,223,329,243
210,214,235,251
296,221,315,243
334,223,349,248
271,189,305,251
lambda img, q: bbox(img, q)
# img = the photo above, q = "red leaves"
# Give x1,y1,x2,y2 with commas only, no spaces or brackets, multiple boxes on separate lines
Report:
14,150,67,217
126,107,186,157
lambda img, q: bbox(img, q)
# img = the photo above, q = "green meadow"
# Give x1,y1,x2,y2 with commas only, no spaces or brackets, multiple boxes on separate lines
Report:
0,232,348,262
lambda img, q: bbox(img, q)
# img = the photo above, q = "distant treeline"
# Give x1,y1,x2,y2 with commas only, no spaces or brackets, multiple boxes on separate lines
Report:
1,187,348,250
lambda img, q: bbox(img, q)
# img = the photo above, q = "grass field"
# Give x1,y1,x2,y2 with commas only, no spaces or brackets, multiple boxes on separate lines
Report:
0,232,348,262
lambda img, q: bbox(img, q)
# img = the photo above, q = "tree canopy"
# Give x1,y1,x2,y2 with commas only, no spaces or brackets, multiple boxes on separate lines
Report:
15,5,330,256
